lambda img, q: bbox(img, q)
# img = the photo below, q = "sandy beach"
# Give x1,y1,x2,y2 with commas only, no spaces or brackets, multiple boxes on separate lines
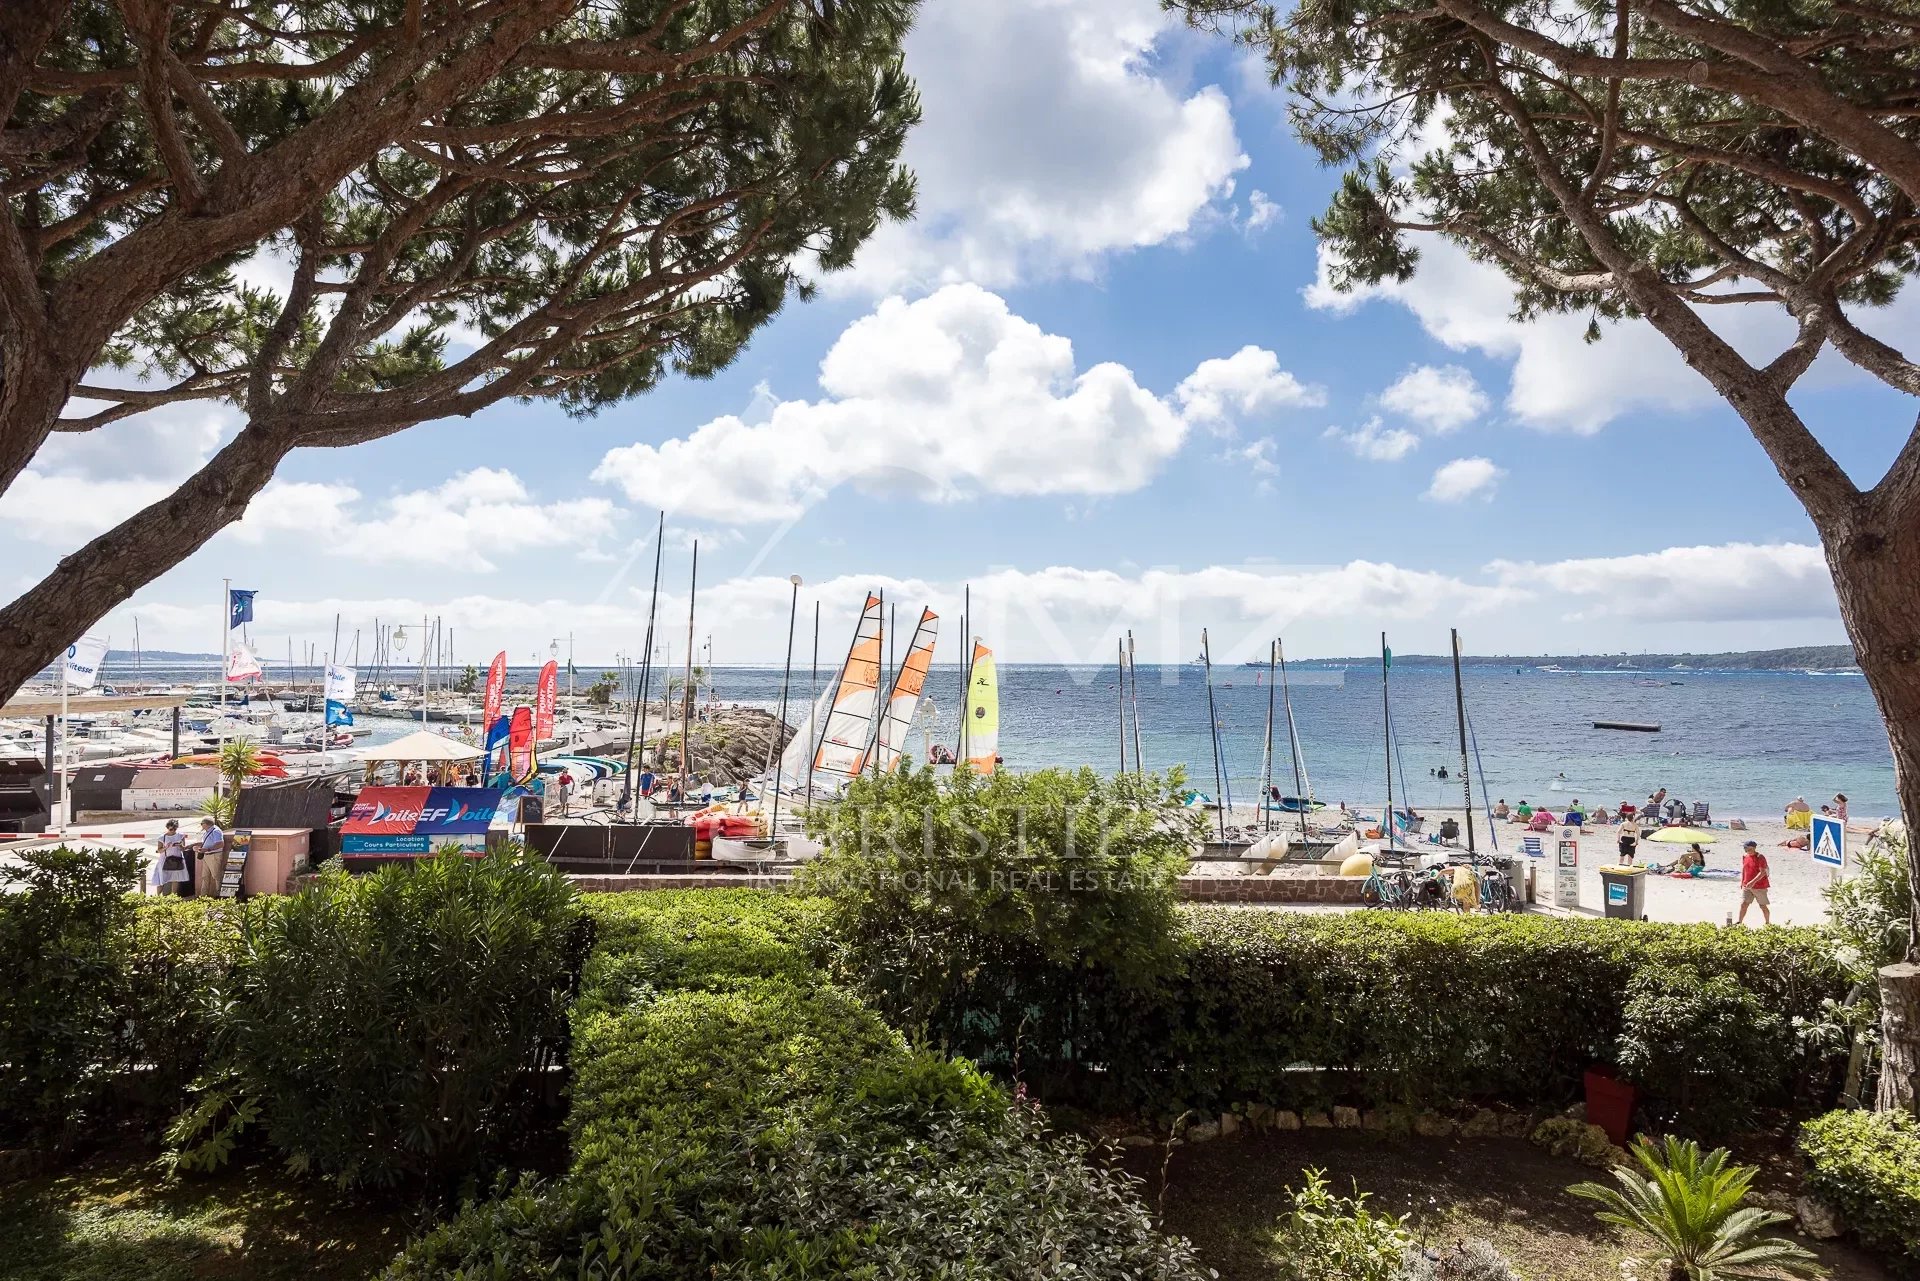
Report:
1226,801,1894,926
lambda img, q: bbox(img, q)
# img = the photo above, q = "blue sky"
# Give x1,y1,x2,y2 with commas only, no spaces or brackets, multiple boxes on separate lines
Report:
4,0,1912,670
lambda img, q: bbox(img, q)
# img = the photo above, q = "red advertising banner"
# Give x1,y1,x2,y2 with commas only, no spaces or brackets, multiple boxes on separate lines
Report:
534,660,557,740
508,706,535,782
482,651,507,729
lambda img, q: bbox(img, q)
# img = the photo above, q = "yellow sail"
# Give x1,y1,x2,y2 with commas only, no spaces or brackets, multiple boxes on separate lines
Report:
963,641,998,775
877,607,939,772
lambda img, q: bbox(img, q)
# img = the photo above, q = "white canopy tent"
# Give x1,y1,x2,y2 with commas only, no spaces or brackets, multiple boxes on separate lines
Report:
358,730,483,762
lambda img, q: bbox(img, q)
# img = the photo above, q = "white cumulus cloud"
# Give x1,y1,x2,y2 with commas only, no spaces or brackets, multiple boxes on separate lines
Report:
1425,456,1505,502
837,0,1248,292
1175,345,1326,429
1487,542,1835,623
1377,364,1488,433
594,284,1317,523
1325,416,1421,461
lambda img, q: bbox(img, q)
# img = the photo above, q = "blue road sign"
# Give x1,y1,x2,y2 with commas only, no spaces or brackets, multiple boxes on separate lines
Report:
1810,814,1845,870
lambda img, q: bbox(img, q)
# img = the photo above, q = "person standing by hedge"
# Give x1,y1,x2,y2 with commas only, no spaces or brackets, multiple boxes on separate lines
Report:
1738,840,1771,926
152,819,190,896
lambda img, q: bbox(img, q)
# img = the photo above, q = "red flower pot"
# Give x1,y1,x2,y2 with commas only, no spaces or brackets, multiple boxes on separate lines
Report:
1583,1068,1636,1147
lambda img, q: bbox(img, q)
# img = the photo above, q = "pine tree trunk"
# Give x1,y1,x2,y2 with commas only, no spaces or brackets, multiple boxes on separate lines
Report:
1881,962,1920,1113
0,426,290,698
1822,505,1920,1114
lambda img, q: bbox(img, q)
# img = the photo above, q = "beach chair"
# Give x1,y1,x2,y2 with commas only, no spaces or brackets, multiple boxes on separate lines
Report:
1520,835,1545,859
1690,801,1710,825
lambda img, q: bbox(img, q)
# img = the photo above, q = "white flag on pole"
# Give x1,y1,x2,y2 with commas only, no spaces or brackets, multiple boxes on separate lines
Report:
226,644,264,682
63,636,108,689
324,663,357,701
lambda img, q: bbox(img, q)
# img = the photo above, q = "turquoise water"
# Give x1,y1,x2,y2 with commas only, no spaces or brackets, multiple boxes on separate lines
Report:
103,657,1903,818
720,660,1899,820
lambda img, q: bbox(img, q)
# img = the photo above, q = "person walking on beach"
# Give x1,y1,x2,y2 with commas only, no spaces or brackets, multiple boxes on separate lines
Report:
1737,839,1771,926
1617,822,1638,866
555,769,574,816
1832,793,1848,822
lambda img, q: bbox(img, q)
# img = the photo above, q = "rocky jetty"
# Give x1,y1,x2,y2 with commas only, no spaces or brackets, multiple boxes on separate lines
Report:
641,704,794,786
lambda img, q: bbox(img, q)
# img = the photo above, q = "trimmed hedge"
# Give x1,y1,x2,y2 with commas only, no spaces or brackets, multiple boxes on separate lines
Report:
388,889,1207,1279
0,847,234,1148
1061,910,1846,1116
1799,1108,1920,1276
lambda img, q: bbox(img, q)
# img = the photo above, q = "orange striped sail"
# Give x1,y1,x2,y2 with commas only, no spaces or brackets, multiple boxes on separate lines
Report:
876,607,939,773
963,641,998,775
812,594,884,784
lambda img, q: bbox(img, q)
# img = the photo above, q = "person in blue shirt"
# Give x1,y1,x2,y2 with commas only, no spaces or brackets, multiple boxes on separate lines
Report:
638,769,656,797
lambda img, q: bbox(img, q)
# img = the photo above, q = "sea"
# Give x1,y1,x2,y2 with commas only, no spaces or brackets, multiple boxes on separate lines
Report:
71,657,1900,818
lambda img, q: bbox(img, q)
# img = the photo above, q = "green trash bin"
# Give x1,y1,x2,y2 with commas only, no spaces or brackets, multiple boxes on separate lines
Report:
1598,864,1646,919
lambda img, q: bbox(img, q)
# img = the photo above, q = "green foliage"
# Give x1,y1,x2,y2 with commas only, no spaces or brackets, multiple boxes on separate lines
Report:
455,665,478,695
801,766,1196,1087
1070,909,1845,1119
387,889,1209,1279
1825,827,1914,981
1398,1239,1521,1281
0,846,145,1147
198,737,263,827
1531,1116,1620,1167
586,671,618,705
1617,969,1793,1137
178,851,583,1190
1570,1136,1825,1281
1270,1168,1412,1281
1798,1109,1920,1276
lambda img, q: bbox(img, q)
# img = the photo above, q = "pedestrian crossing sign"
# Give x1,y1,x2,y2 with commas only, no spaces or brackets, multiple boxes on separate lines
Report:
1810,814,1845,869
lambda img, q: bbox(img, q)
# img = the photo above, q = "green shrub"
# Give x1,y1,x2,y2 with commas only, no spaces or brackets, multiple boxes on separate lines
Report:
801,766,1196,1088
180,850,583,1189
1270,1168,1412,1281
122,898,238,1114
1398,1239,1520,1281
387,888,1209,1280
1074,910,1846,1119
0,846,144,1147
1617,968,1793,1136
1571,1136,1823,1281
1798,1108,1920,1276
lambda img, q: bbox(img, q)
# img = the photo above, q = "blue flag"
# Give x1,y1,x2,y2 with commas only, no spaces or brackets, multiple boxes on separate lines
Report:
228,588,256,629
325,699,354,727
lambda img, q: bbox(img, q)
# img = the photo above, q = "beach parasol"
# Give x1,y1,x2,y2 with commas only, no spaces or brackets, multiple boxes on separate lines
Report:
1647,826,1719,843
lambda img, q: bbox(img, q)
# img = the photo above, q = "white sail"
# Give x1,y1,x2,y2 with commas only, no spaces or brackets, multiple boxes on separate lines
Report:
876,608,939,773
812,594,884,783
771,684,833,788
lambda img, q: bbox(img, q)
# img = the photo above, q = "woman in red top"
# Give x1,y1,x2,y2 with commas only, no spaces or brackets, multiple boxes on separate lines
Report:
1737,839,1771,926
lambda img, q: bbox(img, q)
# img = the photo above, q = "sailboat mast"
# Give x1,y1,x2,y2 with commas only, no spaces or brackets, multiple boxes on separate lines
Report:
1118,637,1128,775
1278,639,1310,845
679,539,698,799
1381,632,1393,852
623,512,665,804
1128,630,1145,777
1201,628,1226,843
957,585,971,769
805,600,819,801
1261,638,1277,832
771,574,802,835
1451,628,1477,857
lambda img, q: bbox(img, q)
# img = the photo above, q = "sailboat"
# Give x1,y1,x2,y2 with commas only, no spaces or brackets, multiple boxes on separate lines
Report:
810,594,885,789
876,608,939,773
961,640,998,774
